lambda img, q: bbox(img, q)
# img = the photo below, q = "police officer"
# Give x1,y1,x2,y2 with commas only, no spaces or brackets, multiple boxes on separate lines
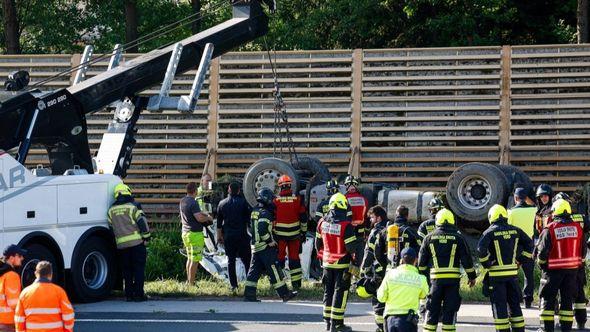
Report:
535,184,554,234
418,208,476,332
107,183,151,302
536,199,586,332
359,205,389,332
507,187,537,308
316,193,357,332
388,205,422,267
377,247,429,332
417,197,445,240
274,175,307,289
478,204,533,332
244,188,297,302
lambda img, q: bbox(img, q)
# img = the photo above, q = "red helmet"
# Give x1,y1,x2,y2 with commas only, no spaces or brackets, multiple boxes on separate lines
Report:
278,175,292,187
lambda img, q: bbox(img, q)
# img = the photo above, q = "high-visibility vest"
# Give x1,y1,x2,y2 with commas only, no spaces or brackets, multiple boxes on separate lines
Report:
508,206,537,239
319,219,353,269
345,192,368,226
0,270,20,324
107,203,147,249
548,221,583,270
15,281,74,332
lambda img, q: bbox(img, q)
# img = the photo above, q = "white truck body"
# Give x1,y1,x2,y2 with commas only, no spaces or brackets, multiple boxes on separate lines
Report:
0,150,122,302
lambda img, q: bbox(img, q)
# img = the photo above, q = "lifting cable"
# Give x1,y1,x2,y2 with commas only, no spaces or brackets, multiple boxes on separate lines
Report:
30,0,233,89
264,36,298,165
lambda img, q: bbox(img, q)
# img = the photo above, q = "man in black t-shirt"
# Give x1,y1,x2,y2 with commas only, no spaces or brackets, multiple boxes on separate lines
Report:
217,182,252,290
180,181,213,285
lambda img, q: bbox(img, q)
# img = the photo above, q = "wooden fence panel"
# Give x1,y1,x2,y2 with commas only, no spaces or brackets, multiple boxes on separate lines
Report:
2,44,590,213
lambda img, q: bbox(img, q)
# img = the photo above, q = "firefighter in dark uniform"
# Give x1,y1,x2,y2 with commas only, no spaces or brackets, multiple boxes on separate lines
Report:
316,193,357,332
477,204,533,332
244,188,297,302
315,180,341,231
535,184,554,235
107,183,151,302
358,205,389,332
388,205,422,267
417,197,445,240
418,208,477,332
536,199,586,332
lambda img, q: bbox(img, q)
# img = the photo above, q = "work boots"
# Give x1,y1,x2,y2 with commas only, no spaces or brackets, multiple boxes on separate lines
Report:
282,291,298,303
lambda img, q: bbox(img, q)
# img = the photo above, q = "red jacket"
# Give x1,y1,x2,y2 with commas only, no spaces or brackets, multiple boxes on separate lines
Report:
316,211,356,269
547,221,583,270
273,190,307,240
345,191,368,226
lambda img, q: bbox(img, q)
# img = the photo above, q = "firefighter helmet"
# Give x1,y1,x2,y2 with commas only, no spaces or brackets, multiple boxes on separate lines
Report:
277,175,292,188
114,183,132,198
553,192,571,203
551,199,572,216
329,193,348,211
435,208,455,226
428,197,445,213
256,187,275,206
488,204,508,223
326,179,339,195
356,285,371,299
536,184,553,198
344,175,360,188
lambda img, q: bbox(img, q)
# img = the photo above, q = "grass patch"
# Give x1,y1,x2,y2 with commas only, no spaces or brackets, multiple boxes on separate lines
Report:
145,278,327,300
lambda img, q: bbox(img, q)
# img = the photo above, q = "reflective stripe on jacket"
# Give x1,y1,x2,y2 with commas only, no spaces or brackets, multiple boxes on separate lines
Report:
15,281,74,332
273,192,306,239
0,270,20,324
377,264,428,316
107,202,150,249
537,219,583,270
477,220,534,279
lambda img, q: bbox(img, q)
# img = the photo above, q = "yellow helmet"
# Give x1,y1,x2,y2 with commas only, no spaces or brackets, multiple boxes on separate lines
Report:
551,199,572,216
114,183,132,198
435,208,455,226
488,204,507,223
356,285,371,299
329,193,348,211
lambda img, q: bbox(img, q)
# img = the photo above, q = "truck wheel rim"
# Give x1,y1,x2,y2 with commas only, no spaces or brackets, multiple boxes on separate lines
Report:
254,169,280,194
21,259,39,287
458,175,492,210
83,251,108,290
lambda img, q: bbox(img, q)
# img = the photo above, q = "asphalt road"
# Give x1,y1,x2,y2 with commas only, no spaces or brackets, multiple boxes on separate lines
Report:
73,300,567,331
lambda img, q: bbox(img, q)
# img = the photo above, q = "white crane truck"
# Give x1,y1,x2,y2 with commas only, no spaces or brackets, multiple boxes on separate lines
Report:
0,0,273,302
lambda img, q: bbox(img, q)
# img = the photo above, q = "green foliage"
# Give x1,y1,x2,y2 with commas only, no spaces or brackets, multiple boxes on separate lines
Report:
145,223,186,281
0,0,580,53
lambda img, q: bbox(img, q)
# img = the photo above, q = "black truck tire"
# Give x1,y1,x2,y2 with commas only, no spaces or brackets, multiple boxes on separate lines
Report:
447,163,509,231
21,243,60,288
243,158,299,206
496,165,534,207
291,156,332,181
70,236,117,303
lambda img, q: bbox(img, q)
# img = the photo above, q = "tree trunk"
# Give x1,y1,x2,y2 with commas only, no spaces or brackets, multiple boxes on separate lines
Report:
2,0,21,54
124,0,139,52
578,0,589,43
191,0,201,34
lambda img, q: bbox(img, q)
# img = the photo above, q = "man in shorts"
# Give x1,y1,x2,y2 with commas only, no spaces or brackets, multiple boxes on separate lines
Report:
180,181,213,284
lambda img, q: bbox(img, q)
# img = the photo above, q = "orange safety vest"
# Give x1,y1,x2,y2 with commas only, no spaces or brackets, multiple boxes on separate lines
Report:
0,270,21,324
15,280,74,332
